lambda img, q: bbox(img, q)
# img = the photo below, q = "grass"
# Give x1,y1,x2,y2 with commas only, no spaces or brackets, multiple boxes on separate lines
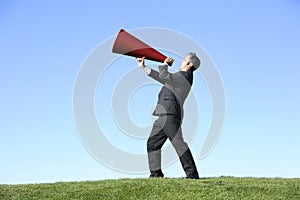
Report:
1,177,300,199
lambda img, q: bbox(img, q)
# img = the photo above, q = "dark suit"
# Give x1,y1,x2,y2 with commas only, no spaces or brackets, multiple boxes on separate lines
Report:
146,64,199,178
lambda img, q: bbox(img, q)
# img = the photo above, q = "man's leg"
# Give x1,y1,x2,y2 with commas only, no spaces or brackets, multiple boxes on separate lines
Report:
163,115,199,178
147,118,168,177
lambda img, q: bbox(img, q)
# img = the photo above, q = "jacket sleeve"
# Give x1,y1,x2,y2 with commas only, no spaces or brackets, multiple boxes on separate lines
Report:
147,67,166,85
158,64,180,87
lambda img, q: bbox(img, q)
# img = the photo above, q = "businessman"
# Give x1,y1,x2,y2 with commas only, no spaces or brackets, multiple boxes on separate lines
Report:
136,52,200,179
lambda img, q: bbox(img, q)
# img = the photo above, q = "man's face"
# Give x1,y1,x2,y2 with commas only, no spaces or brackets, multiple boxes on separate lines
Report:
180,55,191,71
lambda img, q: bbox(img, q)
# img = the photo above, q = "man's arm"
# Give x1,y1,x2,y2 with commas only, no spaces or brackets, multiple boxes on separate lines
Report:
136,57,166,84
158,64,183,87
147,67,166,84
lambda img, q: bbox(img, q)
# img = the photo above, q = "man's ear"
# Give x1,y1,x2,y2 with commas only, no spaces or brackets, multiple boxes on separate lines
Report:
187,63,193,69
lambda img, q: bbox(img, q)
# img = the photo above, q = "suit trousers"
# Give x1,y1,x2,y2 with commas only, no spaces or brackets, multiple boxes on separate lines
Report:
147,115,199,177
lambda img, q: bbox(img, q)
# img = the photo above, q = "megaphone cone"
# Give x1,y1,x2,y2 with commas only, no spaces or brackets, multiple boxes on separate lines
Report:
112,29,174,66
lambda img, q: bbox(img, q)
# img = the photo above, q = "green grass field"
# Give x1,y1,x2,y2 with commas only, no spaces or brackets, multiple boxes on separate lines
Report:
1,177,300,199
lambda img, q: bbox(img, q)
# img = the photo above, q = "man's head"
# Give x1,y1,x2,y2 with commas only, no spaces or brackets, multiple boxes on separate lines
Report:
179,52,201,72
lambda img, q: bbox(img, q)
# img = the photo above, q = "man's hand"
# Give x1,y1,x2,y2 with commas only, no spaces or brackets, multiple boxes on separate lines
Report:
163,57,174,66
136,57,146,69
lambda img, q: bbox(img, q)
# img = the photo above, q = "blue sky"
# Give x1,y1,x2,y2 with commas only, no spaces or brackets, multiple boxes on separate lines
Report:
1,0,300,184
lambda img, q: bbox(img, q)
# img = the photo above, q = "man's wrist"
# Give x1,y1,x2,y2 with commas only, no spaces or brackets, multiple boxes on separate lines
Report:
143,66,151,75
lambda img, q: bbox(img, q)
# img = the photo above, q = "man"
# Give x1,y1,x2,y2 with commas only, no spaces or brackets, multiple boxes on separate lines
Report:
136,52,201,179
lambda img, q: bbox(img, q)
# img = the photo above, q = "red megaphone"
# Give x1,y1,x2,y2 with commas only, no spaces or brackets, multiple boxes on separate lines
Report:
112,29,174,66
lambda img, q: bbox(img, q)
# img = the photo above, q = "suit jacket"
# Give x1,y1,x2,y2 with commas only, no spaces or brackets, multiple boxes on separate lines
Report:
148,64,193,119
